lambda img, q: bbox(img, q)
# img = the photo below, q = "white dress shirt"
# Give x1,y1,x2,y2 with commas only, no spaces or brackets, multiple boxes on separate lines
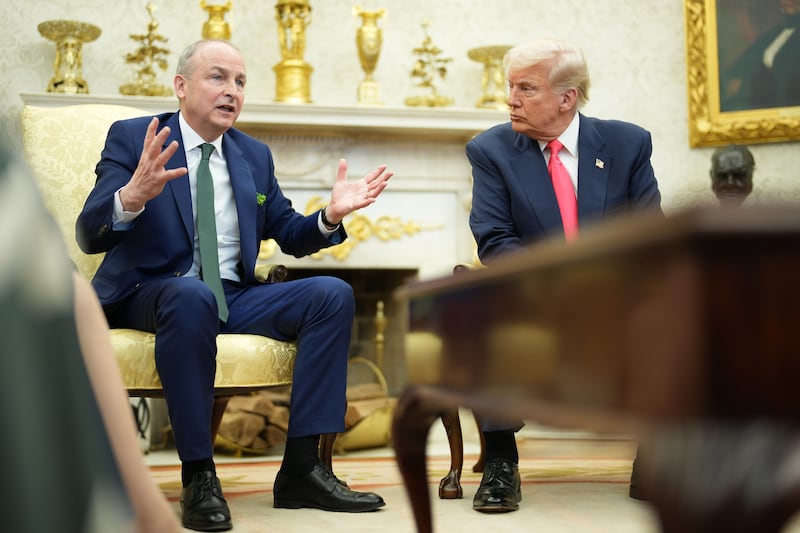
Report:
538,112,580,196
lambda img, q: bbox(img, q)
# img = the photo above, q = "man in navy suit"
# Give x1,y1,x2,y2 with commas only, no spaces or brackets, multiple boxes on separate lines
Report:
77,39,392,531
466,38,662,513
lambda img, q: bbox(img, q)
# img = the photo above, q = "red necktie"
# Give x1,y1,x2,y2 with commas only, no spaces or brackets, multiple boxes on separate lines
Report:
546,139,578,240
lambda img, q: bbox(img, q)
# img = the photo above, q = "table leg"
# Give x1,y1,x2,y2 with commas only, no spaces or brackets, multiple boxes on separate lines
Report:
392,386,442,533
639,422,800,533
439,409,464,499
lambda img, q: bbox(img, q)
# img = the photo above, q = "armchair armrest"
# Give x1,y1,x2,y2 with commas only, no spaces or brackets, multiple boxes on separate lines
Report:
453,262,484,274
255,263,289,283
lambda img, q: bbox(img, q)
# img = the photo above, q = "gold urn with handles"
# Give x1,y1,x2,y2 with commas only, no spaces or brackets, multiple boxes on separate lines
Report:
353,6,386,105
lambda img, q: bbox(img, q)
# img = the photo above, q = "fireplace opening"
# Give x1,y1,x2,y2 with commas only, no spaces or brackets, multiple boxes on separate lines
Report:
285,267,418,396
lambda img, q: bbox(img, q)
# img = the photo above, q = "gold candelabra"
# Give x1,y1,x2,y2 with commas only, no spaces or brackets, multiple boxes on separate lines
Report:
201,0,233,40
38,20,101,94
119,2,172,97
468,45,511,110
405,19,453,107
273,0,313,103
353,5,386,106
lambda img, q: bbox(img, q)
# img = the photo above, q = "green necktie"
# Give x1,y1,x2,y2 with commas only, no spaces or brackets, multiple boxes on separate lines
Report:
197,143,229,322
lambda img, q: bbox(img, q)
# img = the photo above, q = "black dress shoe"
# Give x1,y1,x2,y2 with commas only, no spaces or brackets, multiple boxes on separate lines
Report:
180,471,232,532
273,462,385,512
473,458,521,513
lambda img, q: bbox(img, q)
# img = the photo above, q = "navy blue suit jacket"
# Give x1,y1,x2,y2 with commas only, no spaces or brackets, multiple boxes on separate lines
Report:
76,112,345,306
466,114,662,262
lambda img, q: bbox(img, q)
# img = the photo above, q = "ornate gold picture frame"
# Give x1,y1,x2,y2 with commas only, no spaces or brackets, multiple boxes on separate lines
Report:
684,0,800,147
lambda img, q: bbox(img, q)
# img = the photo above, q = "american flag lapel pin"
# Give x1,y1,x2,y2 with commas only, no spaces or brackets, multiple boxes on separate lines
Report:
595,158,604,169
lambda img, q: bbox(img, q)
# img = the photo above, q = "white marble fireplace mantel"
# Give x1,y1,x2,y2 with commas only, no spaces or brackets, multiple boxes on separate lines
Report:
21,92,507,279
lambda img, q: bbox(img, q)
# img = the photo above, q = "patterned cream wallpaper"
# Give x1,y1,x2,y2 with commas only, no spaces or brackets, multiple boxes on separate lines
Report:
2,0,798,209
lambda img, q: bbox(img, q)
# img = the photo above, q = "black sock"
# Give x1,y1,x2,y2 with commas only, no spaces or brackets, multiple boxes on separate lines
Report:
280,435,320,477
182,458,216,487
483,430,519,464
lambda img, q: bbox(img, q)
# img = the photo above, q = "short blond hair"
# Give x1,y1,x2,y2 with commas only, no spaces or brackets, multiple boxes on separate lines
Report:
504,38,590,109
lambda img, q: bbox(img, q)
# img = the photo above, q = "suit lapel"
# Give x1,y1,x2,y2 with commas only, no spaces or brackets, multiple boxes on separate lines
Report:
162,114,193,242
222,134,258,275
509,133,563,234
576,115,611,218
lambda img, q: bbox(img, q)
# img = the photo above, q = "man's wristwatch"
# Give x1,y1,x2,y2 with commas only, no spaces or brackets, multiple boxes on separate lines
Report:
321,206,339,230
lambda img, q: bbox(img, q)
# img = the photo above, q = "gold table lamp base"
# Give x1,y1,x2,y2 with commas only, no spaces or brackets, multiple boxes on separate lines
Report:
201,0,233,40
274,60,313,104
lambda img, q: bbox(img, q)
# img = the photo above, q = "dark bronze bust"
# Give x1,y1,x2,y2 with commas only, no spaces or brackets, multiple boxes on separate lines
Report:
710,144,755,207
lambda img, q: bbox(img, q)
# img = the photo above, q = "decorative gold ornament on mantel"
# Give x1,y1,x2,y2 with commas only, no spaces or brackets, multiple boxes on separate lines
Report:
201,0,232,40
353,5,386,106
274,0,313,104
468,45,511,110
404,19,453,108
119,2,172,97
257,195,443,263
38,20,101,94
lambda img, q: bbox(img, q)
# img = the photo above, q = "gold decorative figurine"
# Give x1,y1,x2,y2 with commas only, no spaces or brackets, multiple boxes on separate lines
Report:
353,5,386,106
468,45,511,110
119,3,172,97
404,19,453,107
201,0,232,40
38,20,101,94
273,0,313,104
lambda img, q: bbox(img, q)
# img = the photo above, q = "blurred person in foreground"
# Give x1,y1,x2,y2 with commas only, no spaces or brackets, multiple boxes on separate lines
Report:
0,142,184,533
76,39,392,531
465,37,663,512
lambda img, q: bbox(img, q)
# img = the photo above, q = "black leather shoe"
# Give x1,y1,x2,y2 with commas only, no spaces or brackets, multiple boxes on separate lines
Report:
180,471,232,532
473,458,521,513
273,462,385,512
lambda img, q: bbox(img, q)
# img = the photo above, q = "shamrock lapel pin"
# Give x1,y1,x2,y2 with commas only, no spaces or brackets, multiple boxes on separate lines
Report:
256,193,266,206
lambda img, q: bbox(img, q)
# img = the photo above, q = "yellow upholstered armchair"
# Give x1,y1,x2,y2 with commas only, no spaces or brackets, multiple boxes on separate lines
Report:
20,104,335,463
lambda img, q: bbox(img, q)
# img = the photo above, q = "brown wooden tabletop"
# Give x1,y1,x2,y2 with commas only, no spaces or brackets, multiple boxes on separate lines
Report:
392,205,800,533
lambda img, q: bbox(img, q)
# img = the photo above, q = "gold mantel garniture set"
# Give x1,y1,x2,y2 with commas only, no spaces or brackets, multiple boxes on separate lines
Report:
37,1,510,110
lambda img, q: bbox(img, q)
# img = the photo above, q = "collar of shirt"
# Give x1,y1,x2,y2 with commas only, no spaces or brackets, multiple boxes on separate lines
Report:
538,113,580,193
763,28,795,69
178,112,223,157
537,112,579,157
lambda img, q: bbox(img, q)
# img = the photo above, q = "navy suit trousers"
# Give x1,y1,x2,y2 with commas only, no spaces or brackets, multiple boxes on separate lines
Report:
105,275,353,462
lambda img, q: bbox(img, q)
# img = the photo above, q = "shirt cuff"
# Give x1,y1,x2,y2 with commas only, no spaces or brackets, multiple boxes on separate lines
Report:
317,211,338,235
113,187,144,227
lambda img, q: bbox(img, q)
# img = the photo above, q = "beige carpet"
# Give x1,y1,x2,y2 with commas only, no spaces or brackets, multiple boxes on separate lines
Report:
150,436,667,532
